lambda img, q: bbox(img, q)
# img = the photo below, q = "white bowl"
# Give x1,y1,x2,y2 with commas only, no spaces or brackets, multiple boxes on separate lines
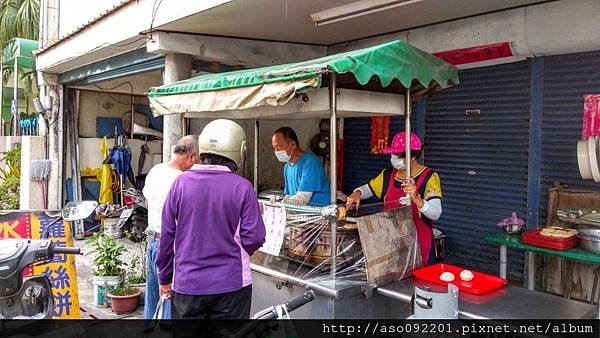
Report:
578,140,593,179
588,137,600,182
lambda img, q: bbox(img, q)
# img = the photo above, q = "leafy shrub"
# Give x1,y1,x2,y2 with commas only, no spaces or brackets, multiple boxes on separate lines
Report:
85,233,127,277
0,145,20,210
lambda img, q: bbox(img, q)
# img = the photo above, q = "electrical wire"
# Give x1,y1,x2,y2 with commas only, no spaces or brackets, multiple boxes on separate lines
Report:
149,0,165,37
91,81,135,106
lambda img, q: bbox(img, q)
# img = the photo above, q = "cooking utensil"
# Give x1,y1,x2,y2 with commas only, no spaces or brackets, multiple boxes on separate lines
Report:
588,136,600,182
578,139,593,179
580,211,600,223
579,234,600,254
577,225,600,237
500,223,524,235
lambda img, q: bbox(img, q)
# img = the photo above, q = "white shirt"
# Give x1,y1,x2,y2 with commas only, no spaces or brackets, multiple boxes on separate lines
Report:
142,163,182,233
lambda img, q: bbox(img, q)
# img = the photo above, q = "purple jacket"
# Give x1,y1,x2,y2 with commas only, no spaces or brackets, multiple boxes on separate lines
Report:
156,165,266,295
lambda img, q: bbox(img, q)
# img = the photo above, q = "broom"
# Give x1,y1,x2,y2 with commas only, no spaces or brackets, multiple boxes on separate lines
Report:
30,160,52,209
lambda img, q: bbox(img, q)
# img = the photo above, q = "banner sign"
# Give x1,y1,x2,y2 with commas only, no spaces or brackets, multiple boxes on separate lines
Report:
582,94,600,140
0,211,80,319
371,116,390,154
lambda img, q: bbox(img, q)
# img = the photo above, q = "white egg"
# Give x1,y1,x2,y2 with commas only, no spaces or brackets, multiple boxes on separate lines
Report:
439,272,455,282
460,270,474,282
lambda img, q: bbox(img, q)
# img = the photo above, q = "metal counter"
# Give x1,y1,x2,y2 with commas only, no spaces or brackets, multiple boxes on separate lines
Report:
251,259,598,319
251,260,410,319
377,278,598,319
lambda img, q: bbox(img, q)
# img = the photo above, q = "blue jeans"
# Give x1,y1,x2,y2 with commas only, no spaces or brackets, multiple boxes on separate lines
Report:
144,238,171,319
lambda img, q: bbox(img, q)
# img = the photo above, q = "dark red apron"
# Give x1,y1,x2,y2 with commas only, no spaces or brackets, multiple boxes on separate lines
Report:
383,167,433,264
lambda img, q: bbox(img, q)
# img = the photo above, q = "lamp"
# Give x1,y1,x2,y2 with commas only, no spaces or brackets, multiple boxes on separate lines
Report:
310,0,425,26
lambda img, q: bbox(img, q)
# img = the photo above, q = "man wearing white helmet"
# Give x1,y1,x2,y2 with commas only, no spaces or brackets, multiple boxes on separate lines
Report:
156,119,265,331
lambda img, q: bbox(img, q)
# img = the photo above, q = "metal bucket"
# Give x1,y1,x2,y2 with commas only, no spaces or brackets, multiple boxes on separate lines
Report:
102,217,123,239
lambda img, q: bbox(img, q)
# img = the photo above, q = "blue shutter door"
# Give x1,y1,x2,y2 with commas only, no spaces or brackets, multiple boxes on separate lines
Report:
343,110,417,194
540,50,600,222
425,61,532,280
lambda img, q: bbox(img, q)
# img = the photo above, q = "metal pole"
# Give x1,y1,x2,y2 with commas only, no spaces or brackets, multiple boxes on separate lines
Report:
405,88,411,179
130,95,135,139
13,60,18,136
253,120,259,192
527,252,536,290
0,64,3,136
329,72,338,277
499,245,507,279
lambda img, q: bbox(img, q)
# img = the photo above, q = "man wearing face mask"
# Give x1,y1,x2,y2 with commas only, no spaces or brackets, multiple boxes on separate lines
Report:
345,131,442,265
271,127,331,206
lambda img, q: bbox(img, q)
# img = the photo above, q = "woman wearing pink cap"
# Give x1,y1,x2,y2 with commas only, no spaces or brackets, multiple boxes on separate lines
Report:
346,131,442,265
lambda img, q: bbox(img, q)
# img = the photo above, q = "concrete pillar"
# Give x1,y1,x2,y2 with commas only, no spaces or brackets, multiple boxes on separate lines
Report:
38,73,63,210
20,136,46,209
162,53,192,161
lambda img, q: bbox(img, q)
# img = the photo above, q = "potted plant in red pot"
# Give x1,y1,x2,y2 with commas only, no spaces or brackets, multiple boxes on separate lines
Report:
107,284,142,314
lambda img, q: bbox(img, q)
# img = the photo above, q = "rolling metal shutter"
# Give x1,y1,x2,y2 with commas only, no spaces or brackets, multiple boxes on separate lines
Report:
540,50,600,222
425,61,532,280
343,111,417,195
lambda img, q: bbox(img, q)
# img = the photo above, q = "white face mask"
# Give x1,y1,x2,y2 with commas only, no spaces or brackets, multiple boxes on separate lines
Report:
275,144,294,163
275,150,291,163
390,155,405,170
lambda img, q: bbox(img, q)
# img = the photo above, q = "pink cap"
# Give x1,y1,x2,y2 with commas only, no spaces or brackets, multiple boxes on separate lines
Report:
381,131,422,154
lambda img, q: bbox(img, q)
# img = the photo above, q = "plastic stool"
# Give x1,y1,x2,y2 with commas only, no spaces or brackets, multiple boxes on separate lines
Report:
591,267,600,304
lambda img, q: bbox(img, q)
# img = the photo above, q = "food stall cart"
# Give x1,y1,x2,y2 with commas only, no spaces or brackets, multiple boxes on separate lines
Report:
147,40,598,319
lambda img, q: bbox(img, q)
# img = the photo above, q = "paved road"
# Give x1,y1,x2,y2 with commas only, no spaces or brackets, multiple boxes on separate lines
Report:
74,237,145,319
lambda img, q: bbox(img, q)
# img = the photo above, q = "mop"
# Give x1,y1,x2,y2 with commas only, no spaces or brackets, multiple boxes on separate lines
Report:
30,160,52,209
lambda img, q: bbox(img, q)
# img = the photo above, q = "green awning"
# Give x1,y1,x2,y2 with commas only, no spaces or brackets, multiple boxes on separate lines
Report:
2,38,38,69
148,40,458,116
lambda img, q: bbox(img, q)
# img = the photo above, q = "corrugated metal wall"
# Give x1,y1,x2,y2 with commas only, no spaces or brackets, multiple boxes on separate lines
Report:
424,62,531,280
343,49,600,282
343,111,416,196
539,50,600,222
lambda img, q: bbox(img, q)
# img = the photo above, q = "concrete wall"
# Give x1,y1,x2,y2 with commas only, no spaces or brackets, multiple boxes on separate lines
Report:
329,0,600,69
58,0,127,39
189,118,321,191
19,136,45,210
69,90,159,182
78,90,149,138
76,138,162,178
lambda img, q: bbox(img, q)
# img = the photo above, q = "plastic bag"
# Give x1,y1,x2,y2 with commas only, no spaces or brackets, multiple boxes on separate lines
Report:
497,212,525,227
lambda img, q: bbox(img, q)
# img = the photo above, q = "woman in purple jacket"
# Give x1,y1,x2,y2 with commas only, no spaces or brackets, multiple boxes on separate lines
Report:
157,119,266,332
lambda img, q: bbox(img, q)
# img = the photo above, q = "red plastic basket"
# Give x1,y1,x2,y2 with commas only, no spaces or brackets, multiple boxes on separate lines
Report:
521,229,578,251
412,263,507,295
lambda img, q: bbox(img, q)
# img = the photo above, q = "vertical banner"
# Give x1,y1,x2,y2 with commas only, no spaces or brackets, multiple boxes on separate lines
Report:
582,94,600,140
0,211,80,318
371,116,390,154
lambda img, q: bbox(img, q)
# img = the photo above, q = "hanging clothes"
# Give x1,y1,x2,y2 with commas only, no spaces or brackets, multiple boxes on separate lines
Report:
99,137,115,204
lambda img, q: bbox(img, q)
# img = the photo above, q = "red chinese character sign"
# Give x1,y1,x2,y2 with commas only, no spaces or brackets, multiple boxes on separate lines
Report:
583,94,600,140
371,116,390,154
0,211,80,319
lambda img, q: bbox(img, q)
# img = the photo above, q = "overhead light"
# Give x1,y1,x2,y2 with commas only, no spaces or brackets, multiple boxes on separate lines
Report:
310,0,426,26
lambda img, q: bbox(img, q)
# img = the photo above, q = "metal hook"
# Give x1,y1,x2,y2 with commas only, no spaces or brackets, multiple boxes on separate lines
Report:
142,135,148,145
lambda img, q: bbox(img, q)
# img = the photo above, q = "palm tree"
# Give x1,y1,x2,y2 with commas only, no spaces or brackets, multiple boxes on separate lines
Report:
0,0,40,99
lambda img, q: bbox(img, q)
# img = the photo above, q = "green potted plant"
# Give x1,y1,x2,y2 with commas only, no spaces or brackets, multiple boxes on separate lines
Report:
106,283,142,314
85,233,127,307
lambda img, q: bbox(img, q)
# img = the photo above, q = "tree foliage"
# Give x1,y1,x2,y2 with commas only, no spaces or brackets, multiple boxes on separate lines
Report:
0,0,40,99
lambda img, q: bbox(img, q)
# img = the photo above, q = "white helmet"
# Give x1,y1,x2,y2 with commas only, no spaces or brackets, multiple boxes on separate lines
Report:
198,119,247,167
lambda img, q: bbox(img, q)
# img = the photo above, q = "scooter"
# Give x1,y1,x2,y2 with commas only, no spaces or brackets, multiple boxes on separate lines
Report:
0,201,98,319
121,188,148,242
226,291,316,338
